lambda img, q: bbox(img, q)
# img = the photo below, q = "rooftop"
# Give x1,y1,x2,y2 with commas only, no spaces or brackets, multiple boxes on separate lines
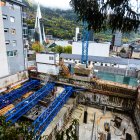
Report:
7,0,26,7
60,53,140,66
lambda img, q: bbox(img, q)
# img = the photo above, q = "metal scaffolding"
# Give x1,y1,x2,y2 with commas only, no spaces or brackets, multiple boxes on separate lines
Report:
33,86,73,139
5,83,55,124
0,80,40,109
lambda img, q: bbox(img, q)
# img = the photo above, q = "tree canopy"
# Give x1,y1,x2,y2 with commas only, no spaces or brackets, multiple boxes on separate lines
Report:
70,0,140,33
51,45,72,54
32,41,44,52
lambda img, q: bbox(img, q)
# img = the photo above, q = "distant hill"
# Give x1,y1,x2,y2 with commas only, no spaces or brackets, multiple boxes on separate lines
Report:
23,0,140,41
23,0,80,40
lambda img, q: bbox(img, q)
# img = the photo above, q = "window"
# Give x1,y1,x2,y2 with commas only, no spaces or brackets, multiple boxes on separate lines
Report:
13,50,17,56
7,50,17,57
11,29,16,34
3,14,8,20
12,40,16,46
49,56,54,60
10,16,15,22
7,51,13,57
4,28,9,33
23,28,27,35
5,40,10,45
23,28,28,38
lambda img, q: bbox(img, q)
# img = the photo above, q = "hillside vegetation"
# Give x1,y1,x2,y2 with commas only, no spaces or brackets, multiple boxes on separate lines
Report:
23,0,140,41
23,0,80,40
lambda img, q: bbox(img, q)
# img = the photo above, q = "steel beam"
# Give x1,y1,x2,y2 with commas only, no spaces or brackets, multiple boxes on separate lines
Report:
0,80,40,109
33,86,73,138
5,83,55,124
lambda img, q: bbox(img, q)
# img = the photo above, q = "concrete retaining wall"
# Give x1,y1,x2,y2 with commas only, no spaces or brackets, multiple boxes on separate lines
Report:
78,92,135,112
0,70,28,91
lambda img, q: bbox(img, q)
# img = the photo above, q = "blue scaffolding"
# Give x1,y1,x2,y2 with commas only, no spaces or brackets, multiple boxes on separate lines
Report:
5,83,55,124
33,86,73,139
0,80,40,109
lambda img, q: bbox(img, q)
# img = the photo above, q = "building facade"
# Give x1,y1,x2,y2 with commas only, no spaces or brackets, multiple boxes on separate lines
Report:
0,5,9,78
72,42,110,57
1,0,27,75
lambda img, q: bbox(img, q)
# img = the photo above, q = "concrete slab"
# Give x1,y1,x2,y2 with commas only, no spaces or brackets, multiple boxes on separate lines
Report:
68,105,139,140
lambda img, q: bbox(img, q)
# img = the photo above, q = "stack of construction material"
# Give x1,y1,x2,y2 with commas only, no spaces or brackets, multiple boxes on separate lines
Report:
22,91,33,99
0,104,14,116
74,64,93,76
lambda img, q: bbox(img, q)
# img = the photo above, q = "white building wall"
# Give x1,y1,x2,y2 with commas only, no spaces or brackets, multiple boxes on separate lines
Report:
55,41,72,47
37,63,59,75
0,7,9,78
72,42,110,57
36,53,59,65
0,71,28,91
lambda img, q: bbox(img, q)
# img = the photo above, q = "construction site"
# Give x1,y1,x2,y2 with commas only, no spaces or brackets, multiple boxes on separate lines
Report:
0,1,140,140
0,51,139,140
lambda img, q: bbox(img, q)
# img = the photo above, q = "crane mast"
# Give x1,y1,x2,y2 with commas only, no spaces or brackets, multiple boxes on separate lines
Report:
81,21,90,66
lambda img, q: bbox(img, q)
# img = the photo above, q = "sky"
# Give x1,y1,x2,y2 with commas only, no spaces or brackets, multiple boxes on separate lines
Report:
34,0,71,10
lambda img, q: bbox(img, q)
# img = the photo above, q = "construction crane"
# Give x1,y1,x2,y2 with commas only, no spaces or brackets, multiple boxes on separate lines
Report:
81,21,90,66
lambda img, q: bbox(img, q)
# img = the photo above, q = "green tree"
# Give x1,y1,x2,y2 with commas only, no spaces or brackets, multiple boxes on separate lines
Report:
0,116,35,140
55,119,79,140
122,38,128,43
70,0,140,33
64,45,72,54
56,46,64,54
51,47,57,52
32,41,44,53
120,48,126,53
